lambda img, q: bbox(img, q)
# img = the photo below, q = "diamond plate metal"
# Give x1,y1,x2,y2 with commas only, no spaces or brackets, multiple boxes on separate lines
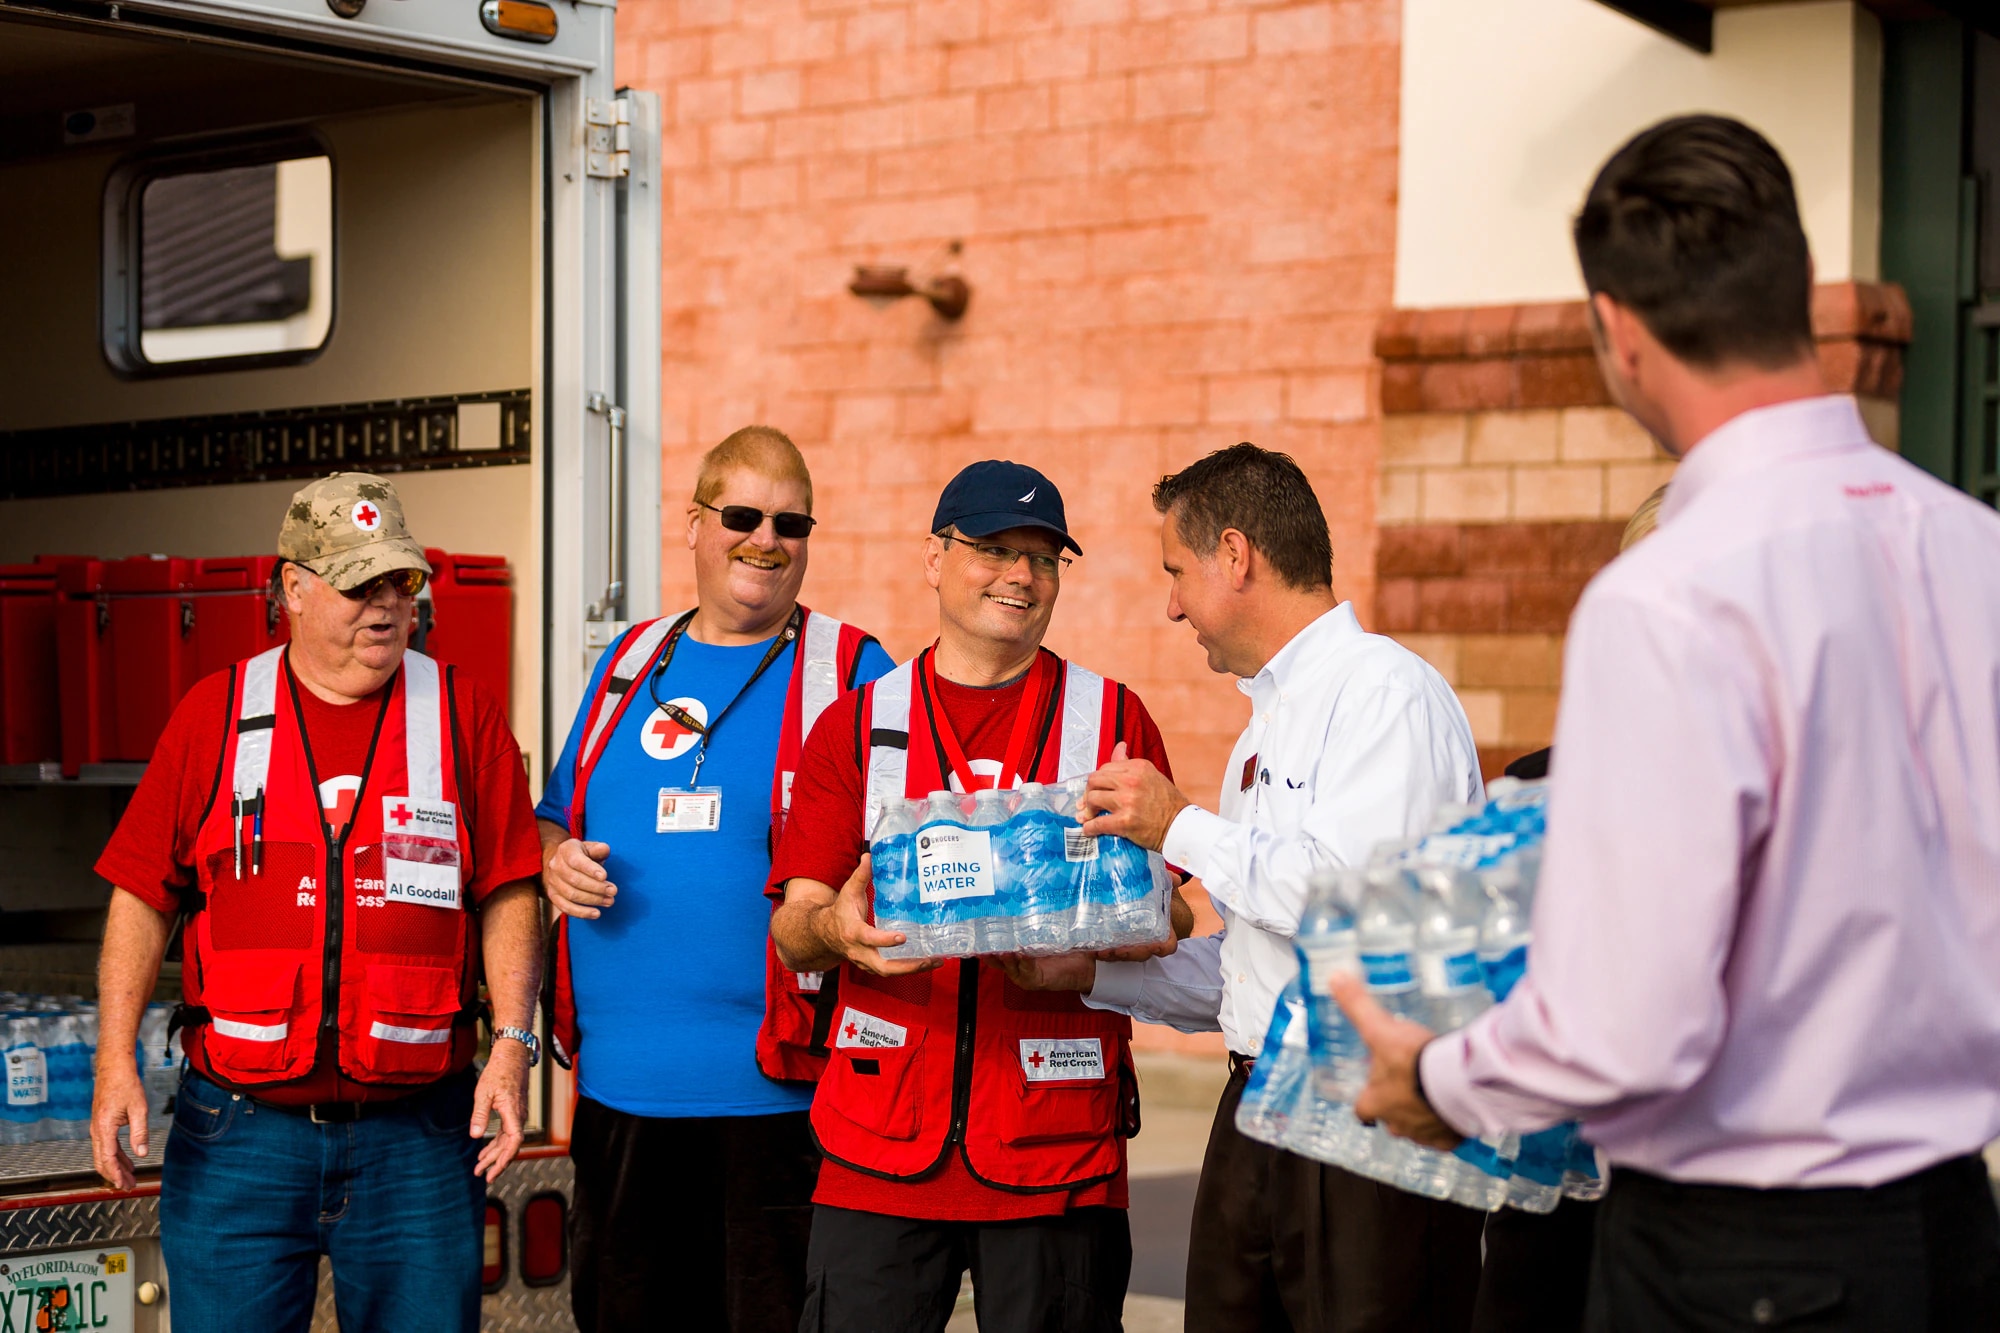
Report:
0,1193,160,1254
309,1152,576,1331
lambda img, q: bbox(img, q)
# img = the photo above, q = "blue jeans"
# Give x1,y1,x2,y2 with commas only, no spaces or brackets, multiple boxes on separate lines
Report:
160,1068,484,1333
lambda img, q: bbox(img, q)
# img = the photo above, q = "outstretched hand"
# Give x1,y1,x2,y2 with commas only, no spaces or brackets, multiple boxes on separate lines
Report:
1329,974,1463,1152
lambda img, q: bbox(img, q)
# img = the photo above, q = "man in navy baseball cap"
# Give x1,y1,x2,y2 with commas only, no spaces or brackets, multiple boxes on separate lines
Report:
930,459,1083,555
769,457,1195,1332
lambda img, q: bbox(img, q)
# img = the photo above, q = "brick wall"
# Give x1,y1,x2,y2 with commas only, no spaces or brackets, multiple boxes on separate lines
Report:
1374,281,1911,777
618,0,1403,1059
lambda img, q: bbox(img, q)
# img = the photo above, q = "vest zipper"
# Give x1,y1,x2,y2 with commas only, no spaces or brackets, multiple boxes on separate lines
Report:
320,833,345,1056
945,959,979,1146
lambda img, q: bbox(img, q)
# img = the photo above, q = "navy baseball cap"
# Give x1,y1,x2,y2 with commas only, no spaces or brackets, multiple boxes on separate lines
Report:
931,460,1082,555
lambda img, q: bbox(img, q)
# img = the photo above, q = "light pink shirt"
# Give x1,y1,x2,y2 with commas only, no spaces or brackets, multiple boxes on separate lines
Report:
1421,395,2000,1188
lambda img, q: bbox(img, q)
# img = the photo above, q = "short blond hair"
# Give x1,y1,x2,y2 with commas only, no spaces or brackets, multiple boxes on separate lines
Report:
1620,484,1669,551
694,426,813,511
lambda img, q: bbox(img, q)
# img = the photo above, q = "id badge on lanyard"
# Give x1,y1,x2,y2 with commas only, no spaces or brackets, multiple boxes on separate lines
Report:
657,787,724,833
382,796,463,910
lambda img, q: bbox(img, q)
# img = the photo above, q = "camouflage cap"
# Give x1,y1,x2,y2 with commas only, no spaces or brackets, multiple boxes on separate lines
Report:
278,473,431,591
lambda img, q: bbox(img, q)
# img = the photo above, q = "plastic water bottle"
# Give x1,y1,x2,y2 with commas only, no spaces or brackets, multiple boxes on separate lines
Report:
915,791,977,957
1235,979,1311,1150
1477,867,1531,1003
2,1013,45,1146
871,799,926,958
1412,868,1489,1033
138,1003,180,1123
1353,868,1426,1189
1009,784,1074,954
1294,870,1364,1100
38,1010,89,1142
967,788,1015,954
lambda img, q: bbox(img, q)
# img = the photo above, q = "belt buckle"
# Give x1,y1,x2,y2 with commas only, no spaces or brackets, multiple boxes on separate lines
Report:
309,1102,359,1124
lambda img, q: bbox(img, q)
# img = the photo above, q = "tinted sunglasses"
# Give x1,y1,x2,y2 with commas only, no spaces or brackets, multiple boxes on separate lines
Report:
698,501,816,540
335,567,428,600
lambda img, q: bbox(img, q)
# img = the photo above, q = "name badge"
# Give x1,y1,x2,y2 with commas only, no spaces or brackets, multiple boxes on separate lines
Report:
916,826,995,904
658,788,722,833
383,796,462,910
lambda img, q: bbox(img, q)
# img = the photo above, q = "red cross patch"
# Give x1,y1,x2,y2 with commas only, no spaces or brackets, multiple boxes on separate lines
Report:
351,501,382,533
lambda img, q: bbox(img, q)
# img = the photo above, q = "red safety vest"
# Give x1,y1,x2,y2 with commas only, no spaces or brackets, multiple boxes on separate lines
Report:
548,605,879,1081
810,648,1142,1193
182,646,481,1090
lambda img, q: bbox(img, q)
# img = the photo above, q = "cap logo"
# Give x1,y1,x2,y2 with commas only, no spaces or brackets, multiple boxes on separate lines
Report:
1017,487,1036,503
351,502,383,533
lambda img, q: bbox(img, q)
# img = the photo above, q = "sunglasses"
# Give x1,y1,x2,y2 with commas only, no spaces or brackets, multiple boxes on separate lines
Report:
698,501,816,540
335,567,428,600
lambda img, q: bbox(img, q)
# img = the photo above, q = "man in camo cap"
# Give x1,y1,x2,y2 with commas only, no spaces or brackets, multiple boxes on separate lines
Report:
90,470,546,1331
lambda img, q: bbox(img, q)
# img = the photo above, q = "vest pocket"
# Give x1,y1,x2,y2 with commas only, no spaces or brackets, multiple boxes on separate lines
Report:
198,953,308,1077
344,963,463,1082
994,1043,1119,1146
823,1033,926,1141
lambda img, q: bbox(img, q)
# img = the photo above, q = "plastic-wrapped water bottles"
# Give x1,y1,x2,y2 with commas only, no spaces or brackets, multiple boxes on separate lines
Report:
872,784,1173,960
1234,779,1606,1213
138,1003,182,1122
2,1012,46,1146
1294,870,1364,1103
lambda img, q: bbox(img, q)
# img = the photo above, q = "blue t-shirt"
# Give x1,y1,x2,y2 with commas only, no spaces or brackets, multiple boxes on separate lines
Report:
538,622,895,1117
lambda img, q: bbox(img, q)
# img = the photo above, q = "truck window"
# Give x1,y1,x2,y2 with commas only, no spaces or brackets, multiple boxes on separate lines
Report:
105,147,333,372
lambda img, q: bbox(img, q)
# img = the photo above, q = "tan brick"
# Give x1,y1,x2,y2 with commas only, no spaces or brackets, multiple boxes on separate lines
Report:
734,163,799,209
1393,633,1461,685
1255,4,1334,54
1560,406,1663,462
1382,414,1466,467
708,119,771,162
1289,371,1369,423
1206,376,1284,424
1376,468,1420,524
1456,634,1563,690
1510,464,1605,521
676,77,735,124
1466,410,1559,465
1057,77,1130,127
1422,467,1510,523
981,85,1052,134
1171,12,1249,62
739,69,802,116
841,104,907,151
843,10,907,54
947,42,1017,90
1605,460,1677,520
1133,67,1208,119
1457,688,1505,748
1502,690,1562,748
908,94,978,143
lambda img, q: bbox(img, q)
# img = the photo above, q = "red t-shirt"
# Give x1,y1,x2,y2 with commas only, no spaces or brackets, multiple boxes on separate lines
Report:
96,658,543,1104
771,663,1173,1221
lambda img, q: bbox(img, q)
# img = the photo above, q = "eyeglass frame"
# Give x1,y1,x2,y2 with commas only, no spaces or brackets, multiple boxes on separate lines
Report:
695,500,818,540
935,530,1074,580
279,559,428,601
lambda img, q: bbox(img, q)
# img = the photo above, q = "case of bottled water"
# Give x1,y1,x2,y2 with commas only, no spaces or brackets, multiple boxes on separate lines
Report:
0,993,177,1147
1233,780,1604,1213
870,780,1174,960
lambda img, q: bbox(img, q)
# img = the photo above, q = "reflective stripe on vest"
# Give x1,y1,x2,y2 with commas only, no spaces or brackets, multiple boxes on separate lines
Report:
579,612,685,769
233,645,445,801
798,608,844,745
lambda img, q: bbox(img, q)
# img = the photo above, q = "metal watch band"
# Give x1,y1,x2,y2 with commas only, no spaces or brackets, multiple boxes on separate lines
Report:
493,1025,541,1067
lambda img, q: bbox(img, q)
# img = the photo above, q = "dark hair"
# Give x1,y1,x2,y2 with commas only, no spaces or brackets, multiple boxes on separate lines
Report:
1574,115,1814,369
1153,443,1332,590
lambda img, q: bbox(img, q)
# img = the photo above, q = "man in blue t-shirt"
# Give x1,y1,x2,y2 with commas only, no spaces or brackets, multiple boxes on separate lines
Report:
537,426,894,1333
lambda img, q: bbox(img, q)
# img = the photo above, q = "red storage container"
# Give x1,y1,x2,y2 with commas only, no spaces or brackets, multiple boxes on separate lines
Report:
0,558,79,765
419,549,512,718
190,555,289,683
100,556,197,769
55,559,106,777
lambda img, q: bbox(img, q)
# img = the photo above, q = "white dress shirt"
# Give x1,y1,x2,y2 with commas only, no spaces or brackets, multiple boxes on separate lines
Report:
1086,603,1483,1054
1422,395,2000,1188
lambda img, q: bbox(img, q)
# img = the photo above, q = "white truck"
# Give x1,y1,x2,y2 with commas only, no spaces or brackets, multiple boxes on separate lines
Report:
0,0,660,1326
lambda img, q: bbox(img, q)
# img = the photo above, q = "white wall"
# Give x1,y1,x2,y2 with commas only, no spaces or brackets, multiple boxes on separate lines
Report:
1396,0,1882,308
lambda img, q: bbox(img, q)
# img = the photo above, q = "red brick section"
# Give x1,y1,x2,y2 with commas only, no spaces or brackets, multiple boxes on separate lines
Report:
618,0,1403,807
1374,281,1913,414
1374,520,1623,636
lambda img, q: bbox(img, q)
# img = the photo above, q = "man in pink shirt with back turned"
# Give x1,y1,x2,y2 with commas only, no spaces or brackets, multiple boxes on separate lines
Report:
1336,115,2000,1331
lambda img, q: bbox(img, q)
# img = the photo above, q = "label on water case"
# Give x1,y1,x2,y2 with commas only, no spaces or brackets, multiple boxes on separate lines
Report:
1417,950,1482,995
1062,828,1100,862
916,827,995,903
5,1047,47,1106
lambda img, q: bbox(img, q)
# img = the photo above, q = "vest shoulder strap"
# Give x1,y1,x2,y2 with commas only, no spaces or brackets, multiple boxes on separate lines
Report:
1056,661,1106,783
402,650,444,802
797,608,845,740
231,645,286,799
578,612,688,766
861,660,914,839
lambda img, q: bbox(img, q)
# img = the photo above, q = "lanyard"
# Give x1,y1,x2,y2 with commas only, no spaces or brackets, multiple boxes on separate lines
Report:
920,646,1050,794
646,606,802,788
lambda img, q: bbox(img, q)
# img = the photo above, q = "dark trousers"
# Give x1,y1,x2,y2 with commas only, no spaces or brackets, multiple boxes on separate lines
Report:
800,1203,1132,1333
1471,1198,1598,1332
1186,1062,1485,1332
1586,1155,2000,1331
569,1098,821,1333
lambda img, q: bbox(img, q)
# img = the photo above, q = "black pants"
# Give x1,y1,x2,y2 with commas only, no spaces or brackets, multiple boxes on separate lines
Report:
1471,1198,1598,1332
799,1203,1132,1333
1186,1062,1485,1332
569,1099,821,1333
1587,1155,2000,1331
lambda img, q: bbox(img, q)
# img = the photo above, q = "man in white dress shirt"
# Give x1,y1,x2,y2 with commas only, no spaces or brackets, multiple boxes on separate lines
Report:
1006,443,1485,1331
1338,115,2000,1331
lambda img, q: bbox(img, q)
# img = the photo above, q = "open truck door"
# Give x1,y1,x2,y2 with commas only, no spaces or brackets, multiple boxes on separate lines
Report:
0,1,658,1325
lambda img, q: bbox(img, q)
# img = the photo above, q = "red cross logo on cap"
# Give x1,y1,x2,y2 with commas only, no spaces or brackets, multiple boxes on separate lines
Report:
1027,1050,1045,1069
390,803,412,827
351,502,382,533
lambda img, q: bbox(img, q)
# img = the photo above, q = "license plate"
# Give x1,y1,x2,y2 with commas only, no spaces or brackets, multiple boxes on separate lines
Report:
0,1246,134,1333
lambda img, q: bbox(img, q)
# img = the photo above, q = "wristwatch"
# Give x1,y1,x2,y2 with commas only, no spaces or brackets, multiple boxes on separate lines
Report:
493,1025,541,1067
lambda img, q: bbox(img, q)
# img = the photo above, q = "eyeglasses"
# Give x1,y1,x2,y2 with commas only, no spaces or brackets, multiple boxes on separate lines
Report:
334,567,427,600
698,501,816,540
939,533,1072,580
